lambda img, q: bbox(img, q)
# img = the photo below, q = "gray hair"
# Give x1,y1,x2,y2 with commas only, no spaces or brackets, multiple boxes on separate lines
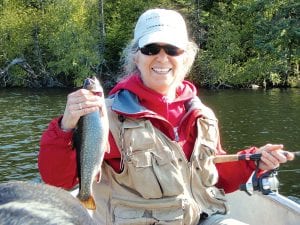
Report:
119,40,199,80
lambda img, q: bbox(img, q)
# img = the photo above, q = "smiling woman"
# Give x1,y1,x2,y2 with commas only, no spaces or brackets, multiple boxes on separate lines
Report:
120,9,199,98
134,40,187,97
38,8,294,225
131,40,197,98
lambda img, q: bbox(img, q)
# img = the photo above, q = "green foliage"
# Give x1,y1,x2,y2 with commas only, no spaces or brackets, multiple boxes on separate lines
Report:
190,0,300,88
0,0,299,88
0,1,31,81
45,0,101,86
0,0,101,87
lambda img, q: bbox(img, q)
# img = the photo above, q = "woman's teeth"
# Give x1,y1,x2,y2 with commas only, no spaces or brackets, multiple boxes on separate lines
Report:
152,68,171,74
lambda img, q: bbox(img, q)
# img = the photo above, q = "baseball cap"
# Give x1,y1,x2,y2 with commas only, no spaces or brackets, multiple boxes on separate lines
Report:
134,9,189,50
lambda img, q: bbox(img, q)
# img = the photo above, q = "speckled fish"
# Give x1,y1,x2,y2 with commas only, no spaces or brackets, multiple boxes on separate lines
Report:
73,76,109,210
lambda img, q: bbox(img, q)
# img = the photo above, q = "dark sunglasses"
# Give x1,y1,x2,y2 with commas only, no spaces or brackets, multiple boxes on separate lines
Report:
139,44,184,56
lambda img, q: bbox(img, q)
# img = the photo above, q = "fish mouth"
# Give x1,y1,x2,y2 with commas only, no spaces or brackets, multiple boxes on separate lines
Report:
83,76,103,93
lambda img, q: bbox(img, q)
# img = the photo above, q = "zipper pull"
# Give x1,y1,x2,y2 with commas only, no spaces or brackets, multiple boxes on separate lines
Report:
174,127,179,142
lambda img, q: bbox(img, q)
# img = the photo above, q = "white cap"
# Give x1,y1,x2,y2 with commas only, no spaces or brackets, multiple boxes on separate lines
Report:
134,9,189,49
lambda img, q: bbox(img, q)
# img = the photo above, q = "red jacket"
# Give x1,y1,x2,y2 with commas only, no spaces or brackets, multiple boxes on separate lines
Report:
38,74,257,193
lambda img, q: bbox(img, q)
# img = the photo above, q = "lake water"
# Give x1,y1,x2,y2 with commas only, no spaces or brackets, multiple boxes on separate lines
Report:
0,88,299,201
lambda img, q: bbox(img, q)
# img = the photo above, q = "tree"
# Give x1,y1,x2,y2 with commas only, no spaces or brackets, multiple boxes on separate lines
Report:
189,0,300,88
254,0,300,86
1,0,299,88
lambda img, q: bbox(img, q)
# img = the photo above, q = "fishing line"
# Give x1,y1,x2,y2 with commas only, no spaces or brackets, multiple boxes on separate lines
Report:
278,169,300,173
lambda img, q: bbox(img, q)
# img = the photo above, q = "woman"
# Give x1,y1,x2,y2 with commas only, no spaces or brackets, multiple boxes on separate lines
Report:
38,8,293,225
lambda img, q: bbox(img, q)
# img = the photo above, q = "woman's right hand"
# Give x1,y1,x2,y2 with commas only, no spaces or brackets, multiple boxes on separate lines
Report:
60,89,103,131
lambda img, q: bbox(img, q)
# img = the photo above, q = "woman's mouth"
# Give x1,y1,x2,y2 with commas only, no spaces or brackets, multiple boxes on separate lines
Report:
152,67,172,74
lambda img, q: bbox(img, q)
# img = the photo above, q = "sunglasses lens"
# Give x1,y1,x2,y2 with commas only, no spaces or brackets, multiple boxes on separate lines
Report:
164,45,184,56
140,44,161,55
140,44,184,56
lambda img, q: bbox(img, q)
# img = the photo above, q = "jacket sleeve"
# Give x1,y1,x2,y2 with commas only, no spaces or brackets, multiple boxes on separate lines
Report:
38,117,78,189
216,147,258,193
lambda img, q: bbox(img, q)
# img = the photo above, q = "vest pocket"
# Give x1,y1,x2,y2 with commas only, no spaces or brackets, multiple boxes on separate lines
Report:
194,144,218,187
127,151,163,199
204,187,228,214
127,148,184,199
152,147,185,197
112,198,184,225
113,206,152,225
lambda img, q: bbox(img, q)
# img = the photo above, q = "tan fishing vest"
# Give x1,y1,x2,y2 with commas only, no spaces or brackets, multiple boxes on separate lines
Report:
90,98,228,225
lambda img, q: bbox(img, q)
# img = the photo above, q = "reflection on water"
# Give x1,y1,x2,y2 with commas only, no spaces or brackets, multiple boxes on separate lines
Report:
0,88,299,200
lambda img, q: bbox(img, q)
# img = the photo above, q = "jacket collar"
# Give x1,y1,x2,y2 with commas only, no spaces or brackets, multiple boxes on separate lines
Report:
109,90,155,116
109,89,216,121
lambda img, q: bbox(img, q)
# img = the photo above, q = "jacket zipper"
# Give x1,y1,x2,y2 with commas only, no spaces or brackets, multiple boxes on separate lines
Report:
174,126,179,142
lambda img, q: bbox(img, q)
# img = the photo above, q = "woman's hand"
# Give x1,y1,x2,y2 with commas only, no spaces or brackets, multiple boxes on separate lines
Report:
60,89,103,131
256,144,294,171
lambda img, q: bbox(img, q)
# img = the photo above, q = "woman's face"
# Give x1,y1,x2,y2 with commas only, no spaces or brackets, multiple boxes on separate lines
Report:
135,43,187,96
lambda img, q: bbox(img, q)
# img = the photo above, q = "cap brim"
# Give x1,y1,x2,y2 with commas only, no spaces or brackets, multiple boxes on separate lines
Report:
138,31,187,49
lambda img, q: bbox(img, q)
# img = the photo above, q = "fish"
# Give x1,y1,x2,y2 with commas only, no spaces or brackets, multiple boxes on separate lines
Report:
73,76,109,210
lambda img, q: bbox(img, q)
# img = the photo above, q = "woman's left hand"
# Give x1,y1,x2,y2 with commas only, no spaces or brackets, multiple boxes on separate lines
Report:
255,144,295,171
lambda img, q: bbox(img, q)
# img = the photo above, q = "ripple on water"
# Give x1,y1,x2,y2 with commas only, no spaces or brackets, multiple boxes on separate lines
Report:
0,88,69,183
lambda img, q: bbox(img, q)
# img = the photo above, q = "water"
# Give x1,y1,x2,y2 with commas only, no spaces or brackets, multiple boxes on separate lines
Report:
199,88,300,200
0,88,299,201
0,88,69,181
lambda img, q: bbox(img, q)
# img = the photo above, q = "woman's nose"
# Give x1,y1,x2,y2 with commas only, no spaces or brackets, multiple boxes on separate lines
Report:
156,49,169,62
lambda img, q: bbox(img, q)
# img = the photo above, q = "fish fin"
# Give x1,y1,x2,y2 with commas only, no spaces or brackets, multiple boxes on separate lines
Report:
80,196,96,210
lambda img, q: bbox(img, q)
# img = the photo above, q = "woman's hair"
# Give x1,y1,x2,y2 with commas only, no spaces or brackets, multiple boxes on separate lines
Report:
118,40,199,80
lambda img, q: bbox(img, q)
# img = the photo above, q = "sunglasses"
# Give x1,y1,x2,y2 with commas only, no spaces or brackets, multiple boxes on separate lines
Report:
139,44,184,56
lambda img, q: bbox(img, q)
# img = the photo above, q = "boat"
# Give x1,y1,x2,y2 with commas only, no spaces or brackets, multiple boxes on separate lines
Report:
227,190,300,225
216,153,300,225
70,187,300,225
70,164,300,224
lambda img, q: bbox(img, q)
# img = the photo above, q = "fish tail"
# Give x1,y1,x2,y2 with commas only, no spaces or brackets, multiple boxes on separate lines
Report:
80,196,96,210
